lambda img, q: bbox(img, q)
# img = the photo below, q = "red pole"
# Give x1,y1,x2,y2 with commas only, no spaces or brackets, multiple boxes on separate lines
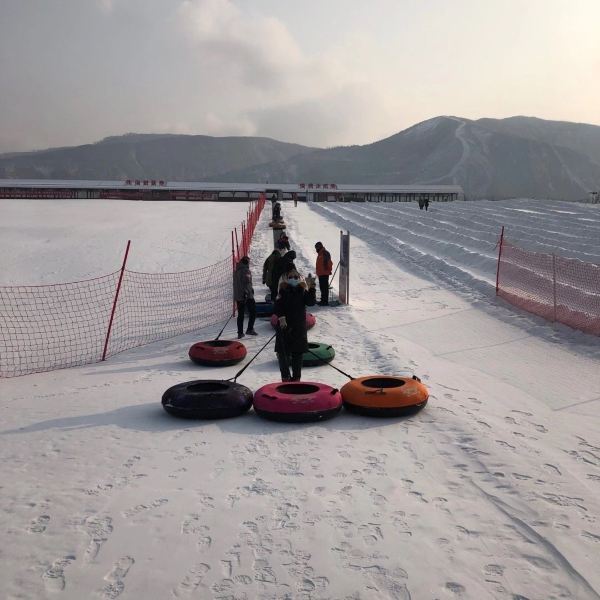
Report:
234,227,240,260
232,230,236,315
495,225,505,295
231,230,235,272
102,240,131,361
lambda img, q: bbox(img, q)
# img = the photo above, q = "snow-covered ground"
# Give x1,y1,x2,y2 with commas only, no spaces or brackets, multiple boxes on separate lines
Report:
0,199,249,284
1,198,599,600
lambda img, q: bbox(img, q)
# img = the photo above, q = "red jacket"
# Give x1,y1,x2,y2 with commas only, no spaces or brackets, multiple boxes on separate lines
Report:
316,247,333,276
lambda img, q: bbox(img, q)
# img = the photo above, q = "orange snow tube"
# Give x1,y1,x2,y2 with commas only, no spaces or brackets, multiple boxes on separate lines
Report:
341,375,428,417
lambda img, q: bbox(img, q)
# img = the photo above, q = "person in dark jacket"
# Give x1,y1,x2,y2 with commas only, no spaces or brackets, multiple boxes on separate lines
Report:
273,202,282,221
277,233,290,251
274,269,316,381
233,256,257,339
424,197,430,211
262,248,280,300
270,250,296,300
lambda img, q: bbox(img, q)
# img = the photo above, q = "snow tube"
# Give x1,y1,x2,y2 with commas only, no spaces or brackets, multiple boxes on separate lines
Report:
269,220,286,229
188,340,247,367
255,301,274,317
341,375,428,417
301,342,335,367
270,312,316,330
162,380,253,419
253,381,342,422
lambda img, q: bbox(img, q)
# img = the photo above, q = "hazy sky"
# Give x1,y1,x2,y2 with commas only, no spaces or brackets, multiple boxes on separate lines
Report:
1,0,599,153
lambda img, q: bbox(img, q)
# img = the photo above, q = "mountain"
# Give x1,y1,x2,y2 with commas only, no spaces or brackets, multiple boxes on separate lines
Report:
1,117,600,199
0,134,315,181
218,116,600,200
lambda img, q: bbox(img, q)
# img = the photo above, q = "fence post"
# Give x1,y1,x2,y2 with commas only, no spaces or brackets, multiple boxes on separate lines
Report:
552,253,557,322
495,225,505,295
231,230,235,272
232,231,237,315
102,240,131,361
234,228,240,260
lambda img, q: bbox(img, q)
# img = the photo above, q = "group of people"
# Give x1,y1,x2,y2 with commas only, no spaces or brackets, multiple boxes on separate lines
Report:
233,236,334,382
418,197,430,211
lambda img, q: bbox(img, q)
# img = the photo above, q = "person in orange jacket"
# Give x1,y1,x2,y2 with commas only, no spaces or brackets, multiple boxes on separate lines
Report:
314,241,333,306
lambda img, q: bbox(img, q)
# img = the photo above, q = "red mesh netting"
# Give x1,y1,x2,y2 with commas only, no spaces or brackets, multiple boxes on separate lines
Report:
1,197,266,378
0,273,120,377
498,240,600,336
105,258,232,357
0,258,233,377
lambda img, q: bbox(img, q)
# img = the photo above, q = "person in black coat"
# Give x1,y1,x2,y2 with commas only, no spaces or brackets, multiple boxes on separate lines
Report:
270,250,296,300
232,256,257,339
274,269,316,381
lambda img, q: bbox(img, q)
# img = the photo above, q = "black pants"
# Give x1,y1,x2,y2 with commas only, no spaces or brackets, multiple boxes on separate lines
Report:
236,298,256,335
277,352,303,381
318,275,329,305
269,284,278,302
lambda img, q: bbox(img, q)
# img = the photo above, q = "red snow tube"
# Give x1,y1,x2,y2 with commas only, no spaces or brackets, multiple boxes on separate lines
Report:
188,340,247,367
253,381,342,422
270,313,316,330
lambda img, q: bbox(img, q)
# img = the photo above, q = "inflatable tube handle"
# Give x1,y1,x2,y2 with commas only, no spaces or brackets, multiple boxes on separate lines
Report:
365,389,386,395
412,375,422,382
330,388,339,395
261,393,278,400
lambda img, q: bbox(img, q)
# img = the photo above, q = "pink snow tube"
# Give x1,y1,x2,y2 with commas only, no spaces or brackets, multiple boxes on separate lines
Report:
270,312,316,330
253,381,342,422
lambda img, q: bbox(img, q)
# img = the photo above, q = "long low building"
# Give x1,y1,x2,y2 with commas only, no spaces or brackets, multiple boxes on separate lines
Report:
0,179,464,202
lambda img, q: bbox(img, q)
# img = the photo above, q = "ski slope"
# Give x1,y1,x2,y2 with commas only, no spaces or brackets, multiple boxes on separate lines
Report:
1,198,599,600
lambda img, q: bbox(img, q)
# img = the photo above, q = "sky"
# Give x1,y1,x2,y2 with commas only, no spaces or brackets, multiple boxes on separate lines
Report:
1,0,600,153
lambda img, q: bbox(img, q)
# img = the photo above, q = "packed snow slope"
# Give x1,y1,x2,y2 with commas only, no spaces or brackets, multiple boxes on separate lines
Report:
0,199,250,284
1,198,599,600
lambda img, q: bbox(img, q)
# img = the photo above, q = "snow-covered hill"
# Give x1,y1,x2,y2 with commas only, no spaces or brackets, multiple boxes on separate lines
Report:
1,198,599,599
221,117,600,200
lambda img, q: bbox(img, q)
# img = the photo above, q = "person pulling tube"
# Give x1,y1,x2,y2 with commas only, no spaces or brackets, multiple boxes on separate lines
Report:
274,269,316,381
233,256,257,339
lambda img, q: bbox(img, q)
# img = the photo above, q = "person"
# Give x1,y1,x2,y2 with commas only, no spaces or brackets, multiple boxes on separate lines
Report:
418,197,424,210
273,201,282,221
274,269,316,381
232,256,257,339
277,233,290,251
424,197,430,211
271,249,296,300
262,248,281,301
294,197,298,207
314,242,333,306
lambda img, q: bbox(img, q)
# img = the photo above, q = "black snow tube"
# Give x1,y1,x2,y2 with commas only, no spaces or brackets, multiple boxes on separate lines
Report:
255,301,275,317
162,380,253,419
301,342,335,367
188,340,247,366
